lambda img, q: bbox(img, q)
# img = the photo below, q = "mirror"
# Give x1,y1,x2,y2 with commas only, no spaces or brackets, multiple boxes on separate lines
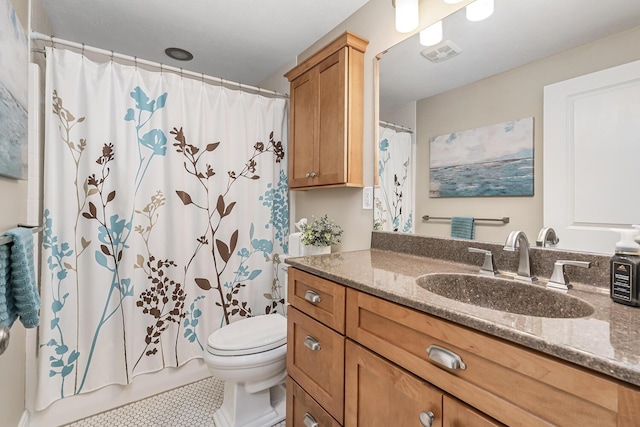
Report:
375,0,640,253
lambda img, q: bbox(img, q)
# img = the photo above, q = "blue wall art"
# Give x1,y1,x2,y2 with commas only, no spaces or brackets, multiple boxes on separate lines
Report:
429,117,534,198
0,0,28,179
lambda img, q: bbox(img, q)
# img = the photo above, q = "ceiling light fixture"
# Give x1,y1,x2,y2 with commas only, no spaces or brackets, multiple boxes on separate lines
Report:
165,47,194,61
395,0,420,33
466,0,494,22
420,20,443,46
442,0,464,3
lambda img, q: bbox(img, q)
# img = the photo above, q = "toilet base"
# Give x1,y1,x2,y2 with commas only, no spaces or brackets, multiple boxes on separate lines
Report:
212,382,285,427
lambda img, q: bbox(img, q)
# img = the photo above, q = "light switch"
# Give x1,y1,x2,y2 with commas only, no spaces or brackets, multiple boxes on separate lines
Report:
362,187,373,210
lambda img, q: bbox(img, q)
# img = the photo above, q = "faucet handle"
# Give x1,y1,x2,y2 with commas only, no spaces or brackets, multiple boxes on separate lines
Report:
468,247,499,276
547,260,591,290
536,227,559,247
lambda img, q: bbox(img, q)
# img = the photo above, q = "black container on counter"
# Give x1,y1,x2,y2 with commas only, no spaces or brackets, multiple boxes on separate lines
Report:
610,229,640,307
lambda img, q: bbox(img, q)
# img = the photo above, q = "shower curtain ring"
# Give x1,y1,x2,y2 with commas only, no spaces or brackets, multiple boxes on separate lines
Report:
81,43,85,56
180,67,183,79
49,34,55,49
110,50,114,63
160,63,163,74
134,56,138,68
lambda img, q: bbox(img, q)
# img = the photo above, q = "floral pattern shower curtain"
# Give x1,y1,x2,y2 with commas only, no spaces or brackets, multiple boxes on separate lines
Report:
374,125,414,233
37,48,288,409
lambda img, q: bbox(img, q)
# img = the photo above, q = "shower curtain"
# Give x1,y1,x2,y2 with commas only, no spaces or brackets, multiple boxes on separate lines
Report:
36,48,288,409
375,125,414,233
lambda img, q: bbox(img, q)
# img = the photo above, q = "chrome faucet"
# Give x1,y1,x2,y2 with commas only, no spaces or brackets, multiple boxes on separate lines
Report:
536,227,559,247
503,231,536,282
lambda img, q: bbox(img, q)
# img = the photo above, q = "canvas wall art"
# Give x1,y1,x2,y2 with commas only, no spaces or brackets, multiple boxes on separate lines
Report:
0,0,28,179
429,117,534,198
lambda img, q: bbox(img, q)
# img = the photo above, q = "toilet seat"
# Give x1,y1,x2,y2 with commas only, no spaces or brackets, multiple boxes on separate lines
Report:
207,314,286,356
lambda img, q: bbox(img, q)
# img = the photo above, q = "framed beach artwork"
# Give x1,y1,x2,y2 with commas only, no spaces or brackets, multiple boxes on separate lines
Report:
429,117,534,198
0,0,29,179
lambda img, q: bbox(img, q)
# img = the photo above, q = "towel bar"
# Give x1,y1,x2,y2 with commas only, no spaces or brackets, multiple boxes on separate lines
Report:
422,215,509,224
0,225,43,246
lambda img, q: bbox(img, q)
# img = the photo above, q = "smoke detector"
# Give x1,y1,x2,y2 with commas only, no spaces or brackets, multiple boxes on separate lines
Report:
420,40,462,63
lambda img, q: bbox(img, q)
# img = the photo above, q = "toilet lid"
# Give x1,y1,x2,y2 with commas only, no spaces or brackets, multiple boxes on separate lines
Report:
207,314,287,356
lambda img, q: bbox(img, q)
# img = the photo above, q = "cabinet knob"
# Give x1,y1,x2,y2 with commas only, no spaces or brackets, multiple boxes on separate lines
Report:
303,413,319,427
306,172,312,178
426,344,466,370
304,335,321,351
419,411,435,427
304,289,322,304
310,172,317,178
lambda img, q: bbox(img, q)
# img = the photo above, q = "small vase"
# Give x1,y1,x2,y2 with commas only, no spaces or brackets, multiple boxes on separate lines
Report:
301,244,331,256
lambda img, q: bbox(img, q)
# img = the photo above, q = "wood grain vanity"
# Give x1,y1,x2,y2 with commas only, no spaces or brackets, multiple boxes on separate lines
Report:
285,258,640,426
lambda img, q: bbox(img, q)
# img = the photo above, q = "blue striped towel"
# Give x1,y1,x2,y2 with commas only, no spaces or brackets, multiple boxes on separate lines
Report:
0,228,40,328
451,216,475,240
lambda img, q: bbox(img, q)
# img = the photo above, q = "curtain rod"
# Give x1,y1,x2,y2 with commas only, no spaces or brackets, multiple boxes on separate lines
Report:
379,120,413,134
30,32,289,100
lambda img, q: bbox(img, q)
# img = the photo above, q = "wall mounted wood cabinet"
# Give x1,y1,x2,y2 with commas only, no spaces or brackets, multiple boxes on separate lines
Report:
285,32,368,190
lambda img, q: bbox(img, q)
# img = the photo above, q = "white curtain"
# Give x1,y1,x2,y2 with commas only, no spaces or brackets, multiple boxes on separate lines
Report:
375,125,414,233
37,48,288,409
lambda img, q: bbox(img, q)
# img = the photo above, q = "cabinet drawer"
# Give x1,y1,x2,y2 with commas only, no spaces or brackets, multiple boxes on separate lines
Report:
287,376,341,427
289,268,346,333
345,340,443,427
346,288,630,427
288,307,345,423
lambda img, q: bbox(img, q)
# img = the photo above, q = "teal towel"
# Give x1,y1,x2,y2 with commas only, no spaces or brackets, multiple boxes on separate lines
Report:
451,216,475,240
0,228,40,328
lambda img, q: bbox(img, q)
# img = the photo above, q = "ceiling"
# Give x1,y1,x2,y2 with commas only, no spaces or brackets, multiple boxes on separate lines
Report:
41,0,370,87
380,0,640,111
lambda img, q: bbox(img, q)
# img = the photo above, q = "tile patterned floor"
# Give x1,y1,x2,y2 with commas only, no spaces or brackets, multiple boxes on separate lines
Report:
64,377,286,427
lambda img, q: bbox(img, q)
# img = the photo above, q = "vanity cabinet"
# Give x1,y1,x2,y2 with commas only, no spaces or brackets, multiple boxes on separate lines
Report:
284,32,368,190
346,288,640,427
286,267,640,426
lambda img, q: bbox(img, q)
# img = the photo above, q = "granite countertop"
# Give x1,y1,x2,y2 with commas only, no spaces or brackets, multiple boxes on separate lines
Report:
286,248,640,387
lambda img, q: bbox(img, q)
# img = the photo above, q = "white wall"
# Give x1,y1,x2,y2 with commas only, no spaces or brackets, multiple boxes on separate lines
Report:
260,0,474,251
0,2,30,425
414,25,640,243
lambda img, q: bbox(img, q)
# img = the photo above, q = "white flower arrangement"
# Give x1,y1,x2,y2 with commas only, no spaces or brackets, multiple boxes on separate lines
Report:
300,214,343,247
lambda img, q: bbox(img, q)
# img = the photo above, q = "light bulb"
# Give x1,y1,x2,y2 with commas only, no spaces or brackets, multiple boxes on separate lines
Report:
395,0,419,33
466,0,494,22
420,21,443,46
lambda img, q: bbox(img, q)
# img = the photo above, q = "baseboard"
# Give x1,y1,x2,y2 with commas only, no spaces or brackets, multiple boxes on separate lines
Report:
18,410,29,427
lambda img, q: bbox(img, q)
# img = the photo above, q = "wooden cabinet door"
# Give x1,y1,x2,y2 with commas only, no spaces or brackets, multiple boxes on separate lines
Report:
443,396,505,427
289,69,318,188
345,340,443,427
288,307,345,423
316,49,347,186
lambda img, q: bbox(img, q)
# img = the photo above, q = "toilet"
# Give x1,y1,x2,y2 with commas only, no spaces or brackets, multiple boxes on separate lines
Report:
205,313,287,427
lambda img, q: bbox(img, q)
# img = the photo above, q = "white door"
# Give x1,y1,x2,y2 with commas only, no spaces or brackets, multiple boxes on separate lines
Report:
543,59,640,254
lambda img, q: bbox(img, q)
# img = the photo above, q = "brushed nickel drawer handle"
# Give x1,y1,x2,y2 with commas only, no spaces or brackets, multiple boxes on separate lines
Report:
0,324,10,356
304,336,321,351
304,289,322,304
419,411,435,427
303,412,319,427
426,344,466,370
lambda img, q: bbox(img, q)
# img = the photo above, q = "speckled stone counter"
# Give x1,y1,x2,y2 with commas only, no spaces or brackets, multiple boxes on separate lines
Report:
285,239,640,387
